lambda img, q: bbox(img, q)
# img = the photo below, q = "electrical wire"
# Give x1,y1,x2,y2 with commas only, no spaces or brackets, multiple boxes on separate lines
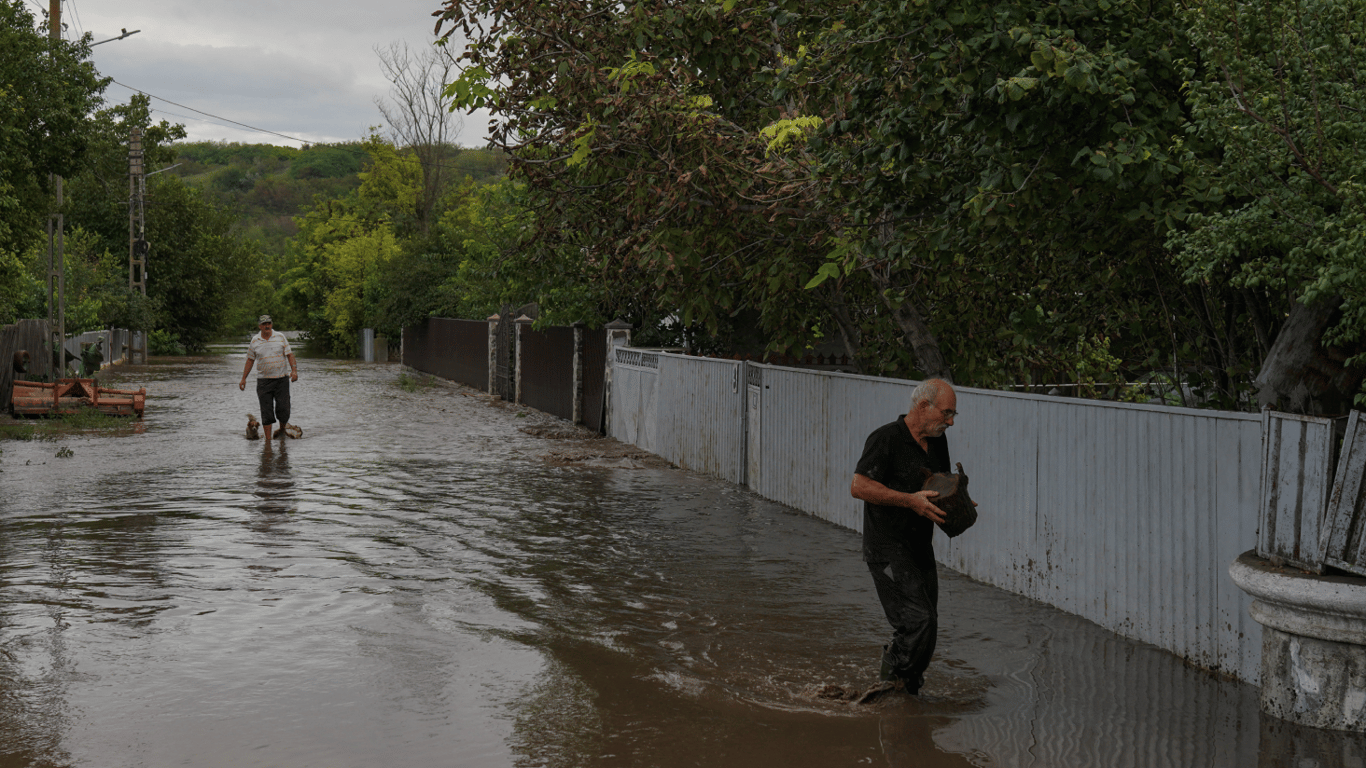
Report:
150,108,263,135
111,79,314,146
64,0,84,40
112,79,496,174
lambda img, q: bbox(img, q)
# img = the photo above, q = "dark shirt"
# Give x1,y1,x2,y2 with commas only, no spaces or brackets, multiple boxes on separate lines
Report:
855,414,951,562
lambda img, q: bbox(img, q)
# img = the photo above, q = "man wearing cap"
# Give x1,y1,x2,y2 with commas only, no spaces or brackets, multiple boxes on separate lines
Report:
239,315,298,441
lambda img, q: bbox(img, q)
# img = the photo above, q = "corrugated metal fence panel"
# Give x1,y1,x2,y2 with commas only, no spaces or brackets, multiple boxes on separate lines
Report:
938,389,1042,599
1217,415,1266,683
756,365,834,518
1257,411,1338,571
655,356,744,484
935,389,1263,681
518,325,575,421
1323,412,1366,576
609,355,1265,682
824,373,923,531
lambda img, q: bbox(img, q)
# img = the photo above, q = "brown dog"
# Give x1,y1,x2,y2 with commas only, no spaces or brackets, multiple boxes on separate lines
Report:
246,413,261,440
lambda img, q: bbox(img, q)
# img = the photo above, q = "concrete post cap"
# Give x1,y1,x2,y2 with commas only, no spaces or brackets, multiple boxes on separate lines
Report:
1229,550,1366,644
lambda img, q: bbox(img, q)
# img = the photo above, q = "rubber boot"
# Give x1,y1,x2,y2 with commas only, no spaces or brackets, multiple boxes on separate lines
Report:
879,645,922,695
879,645,897,682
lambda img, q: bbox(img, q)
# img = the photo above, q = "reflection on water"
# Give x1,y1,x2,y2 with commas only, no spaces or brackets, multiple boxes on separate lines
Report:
0,352,1357,767
254,441,294,516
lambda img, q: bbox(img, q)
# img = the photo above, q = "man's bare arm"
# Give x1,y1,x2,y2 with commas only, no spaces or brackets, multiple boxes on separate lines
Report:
239,358,254,391
850,473,945,524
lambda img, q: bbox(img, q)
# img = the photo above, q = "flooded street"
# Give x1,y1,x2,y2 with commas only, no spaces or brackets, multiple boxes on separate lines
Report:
0,349,1361,767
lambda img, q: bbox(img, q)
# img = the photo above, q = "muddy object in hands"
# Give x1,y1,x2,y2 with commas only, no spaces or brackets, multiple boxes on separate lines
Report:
920,462,978,537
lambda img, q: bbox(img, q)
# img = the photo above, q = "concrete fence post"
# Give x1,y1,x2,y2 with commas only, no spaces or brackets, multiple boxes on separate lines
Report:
486,314,500,395
602,318,633,437
514,314,533,404
572,321,585,425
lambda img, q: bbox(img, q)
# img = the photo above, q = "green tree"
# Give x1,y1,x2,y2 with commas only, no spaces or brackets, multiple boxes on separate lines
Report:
0,0,106,312
1174,0,1366,413
436,0,853,354
280,136,417,355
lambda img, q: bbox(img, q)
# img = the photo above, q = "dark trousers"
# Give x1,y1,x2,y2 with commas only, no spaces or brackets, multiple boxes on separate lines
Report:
256,376,291,426
867,551,939,691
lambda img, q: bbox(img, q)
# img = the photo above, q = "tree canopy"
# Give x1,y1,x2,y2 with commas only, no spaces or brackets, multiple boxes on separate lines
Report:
427,0,1366,411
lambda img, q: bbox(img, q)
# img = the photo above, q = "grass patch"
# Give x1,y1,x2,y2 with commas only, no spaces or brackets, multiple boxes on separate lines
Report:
0,407,140,441
396,371,438,392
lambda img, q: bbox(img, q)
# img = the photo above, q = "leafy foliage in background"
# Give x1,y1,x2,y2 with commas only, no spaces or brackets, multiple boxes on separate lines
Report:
0,0,106,260
1174,0,1366,373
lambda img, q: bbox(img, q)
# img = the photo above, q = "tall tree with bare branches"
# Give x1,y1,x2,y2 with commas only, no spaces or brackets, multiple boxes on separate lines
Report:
374,41,464,234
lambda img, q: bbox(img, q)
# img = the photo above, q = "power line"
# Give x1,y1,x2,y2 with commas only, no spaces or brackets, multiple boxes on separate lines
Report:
111,79,498,174
64,0,84,39
150,107,257,134
111,79,314,146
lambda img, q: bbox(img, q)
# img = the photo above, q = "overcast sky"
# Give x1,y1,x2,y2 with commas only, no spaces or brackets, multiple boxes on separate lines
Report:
66,0,490,149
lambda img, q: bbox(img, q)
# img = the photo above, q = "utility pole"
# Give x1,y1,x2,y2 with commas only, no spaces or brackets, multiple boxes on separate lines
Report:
128,126,147,364
46,0,65,376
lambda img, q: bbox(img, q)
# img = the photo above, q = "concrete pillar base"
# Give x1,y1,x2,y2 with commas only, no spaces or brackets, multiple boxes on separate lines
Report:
1230,551,1366,731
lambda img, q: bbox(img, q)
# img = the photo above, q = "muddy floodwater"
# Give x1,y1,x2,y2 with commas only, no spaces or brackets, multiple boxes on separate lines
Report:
0,350,1364,767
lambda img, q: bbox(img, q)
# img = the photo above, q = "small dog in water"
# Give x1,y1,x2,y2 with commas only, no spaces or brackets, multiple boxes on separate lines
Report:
282,423,303,439
246,413,261,440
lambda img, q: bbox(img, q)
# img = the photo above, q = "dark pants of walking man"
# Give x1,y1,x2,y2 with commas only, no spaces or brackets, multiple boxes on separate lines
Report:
867,552,939,689
257,376,290,432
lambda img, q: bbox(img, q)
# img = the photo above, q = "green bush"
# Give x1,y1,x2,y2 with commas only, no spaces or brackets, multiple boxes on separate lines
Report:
149,329,187,356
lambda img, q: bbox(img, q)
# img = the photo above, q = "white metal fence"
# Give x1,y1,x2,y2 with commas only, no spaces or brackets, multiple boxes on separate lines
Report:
62,328,134,374
610,349,1265,684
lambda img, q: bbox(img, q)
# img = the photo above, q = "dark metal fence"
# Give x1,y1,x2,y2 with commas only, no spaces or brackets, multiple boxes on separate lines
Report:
518,325,576,421
402,315,608,431
402,318,489,390
1,319,53,415
581,328,607,432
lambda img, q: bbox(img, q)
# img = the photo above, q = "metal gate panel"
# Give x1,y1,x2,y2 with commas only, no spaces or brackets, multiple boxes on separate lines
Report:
581,328,608,432
757,366,832,517
610,349,659,452
401,318,489,390
518,325,575,420
1322,411,1366,576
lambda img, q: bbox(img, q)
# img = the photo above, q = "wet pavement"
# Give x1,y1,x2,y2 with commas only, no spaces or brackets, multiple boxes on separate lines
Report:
0,349,1363,767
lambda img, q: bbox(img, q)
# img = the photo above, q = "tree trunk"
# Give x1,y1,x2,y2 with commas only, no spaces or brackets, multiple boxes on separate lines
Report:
1256,296,1365,415
864,270,953,382
822,282,864,374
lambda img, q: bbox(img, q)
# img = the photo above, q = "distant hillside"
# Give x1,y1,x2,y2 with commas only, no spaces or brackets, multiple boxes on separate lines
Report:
168,141,509,256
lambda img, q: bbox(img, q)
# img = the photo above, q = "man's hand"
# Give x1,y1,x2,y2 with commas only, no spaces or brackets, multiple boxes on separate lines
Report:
910,490,946,524
290,370,298,383
239,378,246,391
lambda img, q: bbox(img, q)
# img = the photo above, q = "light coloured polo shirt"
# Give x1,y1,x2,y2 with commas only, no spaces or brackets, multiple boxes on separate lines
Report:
247,332,293,379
